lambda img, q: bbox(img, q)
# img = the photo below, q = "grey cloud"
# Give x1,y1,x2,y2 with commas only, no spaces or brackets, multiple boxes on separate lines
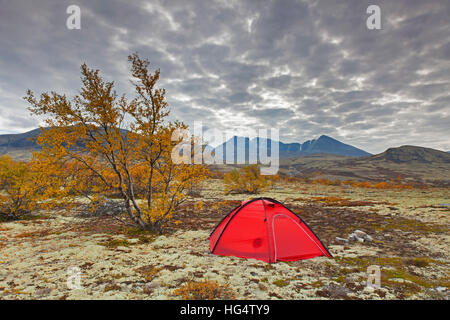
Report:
0,0,448,154
265,75,292,89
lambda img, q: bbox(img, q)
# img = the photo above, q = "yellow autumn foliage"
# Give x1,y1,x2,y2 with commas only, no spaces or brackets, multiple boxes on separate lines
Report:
24,53,209,232
0,156,35,219
223,164,270,194
173,279,235,300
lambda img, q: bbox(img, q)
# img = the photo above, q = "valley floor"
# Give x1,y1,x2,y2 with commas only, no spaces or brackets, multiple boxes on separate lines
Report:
0,179,449,300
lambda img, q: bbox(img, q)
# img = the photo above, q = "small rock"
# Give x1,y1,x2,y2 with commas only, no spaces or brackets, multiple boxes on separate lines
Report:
335,237,349,244
435,286,447,293
116,246,131,253
250,271,258,276
146,281,160,289
349,230,373,242
36,287,53,296
127,239,140,244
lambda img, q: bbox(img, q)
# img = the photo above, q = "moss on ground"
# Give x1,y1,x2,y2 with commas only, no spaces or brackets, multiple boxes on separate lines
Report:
101,238,132,248
334,255,449,297
373,217,446,234
272,279,290,287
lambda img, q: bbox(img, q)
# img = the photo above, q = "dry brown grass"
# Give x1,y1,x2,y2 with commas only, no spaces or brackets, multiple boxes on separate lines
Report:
173,279,236,300
136,265,162,282
292,196,389,207
13,229,54,238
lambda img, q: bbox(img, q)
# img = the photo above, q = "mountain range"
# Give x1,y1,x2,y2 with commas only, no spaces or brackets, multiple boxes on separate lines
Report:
0,128,448,165
0,128,372,159
212,134,371,161
0,128,42,150
1,128,449,184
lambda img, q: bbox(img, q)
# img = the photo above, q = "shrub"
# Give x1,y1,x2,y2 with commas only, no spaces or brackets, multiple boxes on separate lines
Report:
0,156,39,220
223,164,270,195
173,279,235,300
25,53,209,232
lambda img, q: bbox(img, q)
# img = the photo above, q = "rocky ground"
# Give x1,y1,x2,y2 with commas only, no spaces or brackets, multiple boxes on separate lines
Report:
0,179,448,300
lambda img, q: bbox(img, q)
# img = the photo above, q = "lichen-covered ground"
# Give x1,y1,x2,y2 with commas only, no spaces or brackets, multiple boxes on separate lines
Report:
0,179,448,299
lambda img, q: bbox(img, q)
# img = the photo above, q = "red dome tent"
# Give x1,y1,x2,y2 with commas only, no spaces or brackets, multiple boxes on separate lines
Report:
209,198,332,263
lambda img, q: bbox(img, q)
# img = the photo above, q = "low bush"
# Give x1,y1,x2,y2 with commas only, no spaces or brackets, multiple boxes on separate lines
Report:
223,164,270,194
173,279,235,300
0,156,38,220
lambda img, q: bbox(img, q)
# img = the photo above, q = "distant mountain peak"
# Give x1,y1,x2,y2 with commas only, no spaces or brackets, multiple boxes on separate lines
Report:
316,134,342,143
317,134,333,140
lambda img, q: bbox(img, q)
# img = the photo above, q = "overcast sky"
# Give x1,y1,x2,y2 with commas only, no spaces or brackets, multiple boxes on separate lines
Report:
0,0,449,153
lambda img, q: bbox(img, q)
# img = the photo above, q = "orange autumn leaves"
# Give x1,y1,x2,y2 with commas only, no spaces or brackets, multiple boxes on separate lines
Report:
310,178,415,189
223,164,271,195
21,53,208,231
0,153,100,219
0,155,38,218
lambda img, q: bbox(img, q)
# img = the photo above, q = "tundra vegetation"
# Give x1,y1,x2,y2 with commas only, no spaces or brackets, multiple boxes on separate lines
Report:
0,169,448,299
173,279,235,300
223,164,271,195
0,155,40,220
